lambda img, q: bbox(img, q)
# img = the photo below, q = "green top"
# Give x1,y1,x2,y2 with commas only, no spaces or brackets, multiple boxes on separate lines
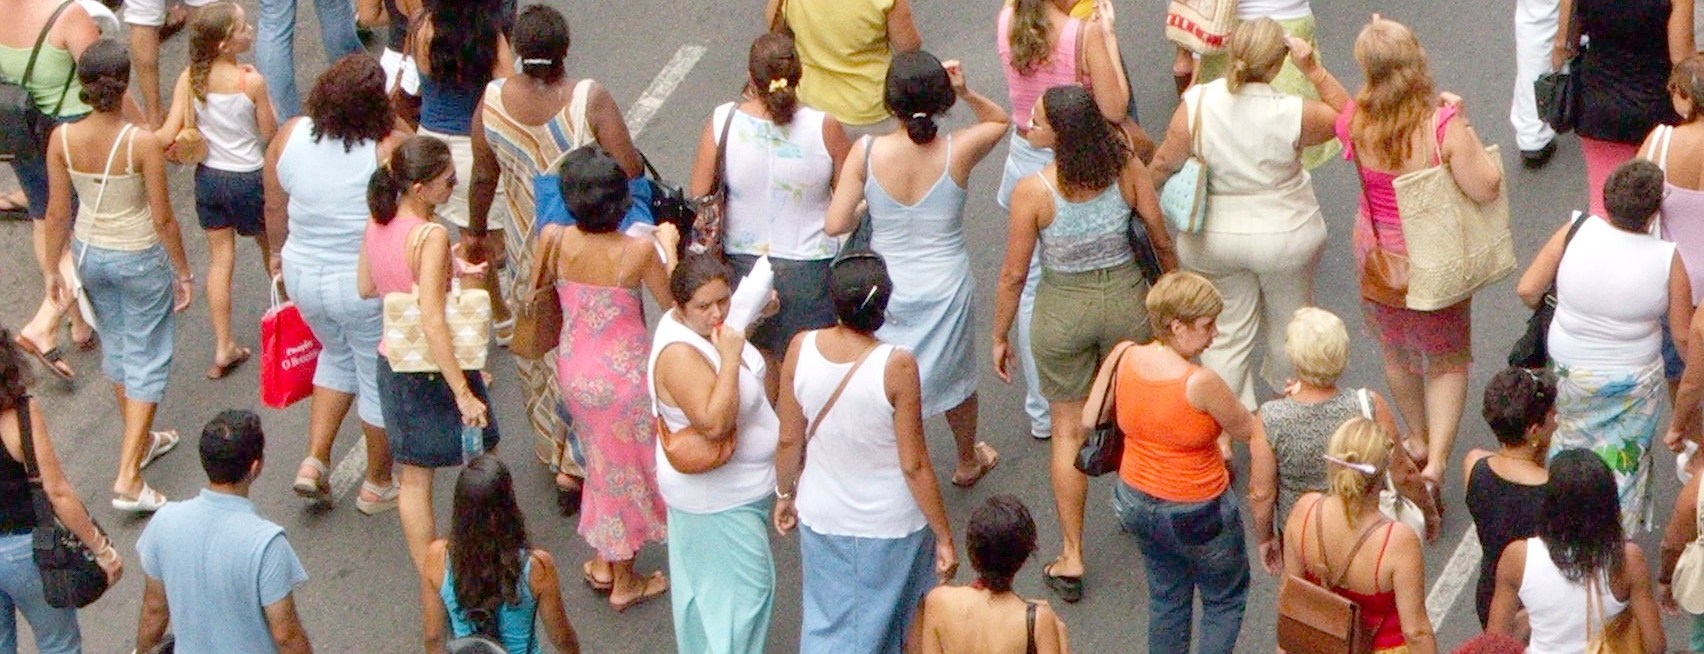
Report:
0,41,90,118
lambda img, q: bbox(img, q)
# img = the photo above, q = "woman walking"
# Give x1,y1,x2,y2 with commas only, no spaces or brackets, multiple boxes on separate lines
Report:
40,38,194,513
991,84,1169,599
1463,367,1557,628
687,32,850,397
1338,17,1502,494
537,148,672,611
650,255,780,653
773,252,957,653
824,52,1007,486
1150,20,1347,409
358,135,498,572
265,54,404,514
916,495,1070,653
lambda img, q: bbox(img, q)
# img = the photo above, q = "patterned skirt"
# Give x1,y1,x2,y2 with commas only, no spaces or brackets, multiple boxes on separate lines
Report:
1550,359,1664,533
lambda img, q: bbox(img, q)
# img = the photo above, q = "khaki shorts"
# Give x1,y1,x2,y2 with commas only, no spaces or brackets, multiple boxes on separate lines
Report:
1031,262,1150,402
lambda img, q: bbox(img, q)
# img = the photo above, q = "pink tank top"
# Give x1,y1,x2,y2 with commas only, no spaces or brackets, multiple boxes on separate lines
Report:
997,5,1083,129
363,212,437,296
1336,103,1460,257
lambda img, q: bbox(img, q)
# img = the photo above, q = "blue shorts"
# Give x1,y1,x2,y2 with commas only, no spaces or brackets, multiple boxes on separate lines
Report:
13,113,86,219
1664,315,1686,381
194,166,264,235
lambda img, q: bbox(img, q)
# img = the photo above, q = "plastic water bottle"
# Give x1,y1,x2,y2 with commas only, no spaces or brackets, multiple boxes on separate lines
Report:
461,424,485,464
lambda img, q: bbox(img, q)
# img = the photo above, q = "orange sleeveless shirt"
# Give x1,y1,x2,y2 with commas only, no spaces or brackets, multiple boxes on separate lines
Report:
1115,359,1228,502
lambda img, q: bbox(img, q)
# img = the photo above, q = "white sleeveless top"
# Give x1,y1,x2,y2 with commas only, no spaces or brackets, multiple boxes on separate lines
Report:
67,124,156,251
648,310,779,514
1519,537,1628,653
1185,79,1322,234
195,87,264,172
713,102,837,260
1550,215,1676,369
793,332,925,538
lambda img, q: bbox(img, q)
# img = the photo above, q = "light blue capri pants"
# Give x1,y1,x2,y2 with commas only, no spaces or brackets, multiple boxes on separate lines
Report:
282,261,384,427
76,241,174,403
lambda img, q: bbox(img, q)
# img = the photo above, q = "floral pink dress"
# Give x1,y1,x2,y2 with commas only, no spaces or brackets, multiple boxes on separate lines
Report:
555,280,667,560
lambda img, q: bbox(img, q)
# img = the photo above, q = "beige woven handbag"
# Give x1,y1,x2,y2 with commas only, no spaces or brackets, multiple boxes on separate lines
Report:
1393,114,1515,311
382,223,491,372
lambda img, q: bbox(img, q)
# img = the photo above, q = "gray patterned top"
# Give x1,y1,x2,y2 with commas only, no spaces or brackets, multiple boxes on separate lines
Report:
1259,389,1365,528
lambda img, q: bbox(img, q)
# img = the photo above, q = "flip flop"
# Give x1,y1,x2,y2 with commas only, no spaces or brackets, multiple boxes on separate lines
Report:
581,560,613,594
158,4,189,41
292,457,330,502
72,329,98,352
13,334,73,381
356,480,400,515
112,484,167,513
1042,562,1084,603
951,442,1000,487
206,347,252,380
610,571,668,612
140,430,179,470
0,192,26,220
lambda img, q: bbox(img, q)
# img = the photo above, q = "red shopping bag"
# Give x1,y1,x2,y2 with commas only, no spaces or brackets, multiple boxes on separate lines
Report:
260,280,320,409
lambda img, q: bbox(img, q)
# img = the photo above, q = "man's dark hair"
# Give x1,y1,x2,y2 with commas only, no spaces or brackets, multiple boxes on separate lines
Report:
200,410,265,484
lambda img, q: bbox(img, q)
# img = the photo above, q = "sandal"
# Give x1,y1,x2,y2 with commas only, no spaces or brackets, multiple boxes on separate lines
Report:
951,442,1000,487
206,347,252,380
356,480,400,515
493,318,515,348
581,559,613,594
557,473,583,518
292,457,330,502
14,333,73,381
1042,562,1084,604
0,190,26,220
140,430,180,470
610,571,669,612
112,484,168,513
158,4,189,40
72,329,98,352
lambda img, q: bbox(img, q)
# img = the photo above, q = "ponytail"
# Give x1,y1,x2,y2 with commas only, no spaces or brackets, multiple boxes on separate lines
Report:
901,113,937,144
749,32,802,125
367,164,403,224
368,135,454,224
885,51,953,145
1323,418,1391,527
759,77,799,126
186,2,240,101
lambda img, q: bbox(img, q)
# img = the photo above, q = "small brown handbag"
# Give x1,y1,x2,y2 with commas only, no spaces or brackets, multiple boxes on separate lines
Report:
656,415,738,474
1276,498,1391,654
1352,152,1410,309
508,227,564,360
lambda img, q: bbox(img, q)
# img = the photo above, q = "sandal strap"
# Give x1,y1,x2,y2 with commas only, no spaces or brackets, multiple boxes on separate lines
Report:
298,457,329,476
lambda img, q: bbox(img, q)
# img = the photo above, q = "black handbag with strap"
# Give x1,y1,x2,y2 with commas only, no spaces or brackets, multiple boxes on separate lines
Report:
0,0,76,160
1508,212,1587,368
1076,342,1135,476
16,397,110,609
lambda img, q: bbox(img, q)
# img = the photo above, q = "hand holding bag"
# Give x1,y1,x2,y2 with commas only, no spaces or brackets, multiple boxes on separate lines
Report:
259,277,321,409
1359,389,1427,537
1275,499,1390,654
1076,342,1135,476
1160,91,1210,234
1508,211,1586,368
381,223,492,373
17,398,110,609
507,227,564,360
1672,475,1704,614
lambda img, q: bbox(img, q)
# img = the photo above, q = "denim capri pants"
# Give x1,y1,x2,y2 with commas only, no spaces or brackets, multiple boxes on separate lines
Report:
0,532,81,654
281,261,384,427
76,241,175,403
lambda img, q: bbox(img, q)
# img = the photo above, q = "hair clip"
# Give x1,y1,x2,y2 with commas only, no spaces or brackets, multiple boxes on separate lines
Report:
910,111,929,119
768,78,789,92
1321,454,1377,476
520,58,555,66
858,285,880,310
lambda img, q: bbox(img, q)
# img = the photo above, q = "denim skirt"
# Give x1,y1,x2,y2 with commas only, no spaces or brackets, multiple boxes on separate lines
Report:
376,358,499,467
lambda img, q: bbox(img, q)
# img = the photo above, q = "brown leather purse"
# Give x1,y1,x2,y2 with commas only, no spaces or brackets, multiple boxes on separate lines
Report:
1276,498,1392,654
657,414,738,474
1352,151,1410,309
508,228,564,360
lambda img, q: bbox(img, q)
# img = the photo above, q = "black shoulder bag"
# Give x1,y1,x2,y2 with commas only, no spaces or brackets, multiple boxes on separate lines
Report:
1076,342,1136,476
1508,211,1587,369
0,0,76,160
17,397,110,609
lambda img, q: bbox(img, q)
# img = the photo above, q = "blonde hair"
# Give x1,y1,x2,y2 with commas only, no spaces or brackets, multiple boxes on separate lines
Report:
1146,271,1224,341
1349,18,1436,169
1285,307,1348,387
1227,17,1288,93
1326,418,1391,526
187,2,240,101
1007,0,1054,76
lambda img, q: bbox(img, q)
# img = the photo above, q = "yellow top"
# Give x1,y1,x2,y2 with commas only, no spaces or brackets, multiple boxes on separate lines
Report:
1069,0,1094,19
785,0,896,126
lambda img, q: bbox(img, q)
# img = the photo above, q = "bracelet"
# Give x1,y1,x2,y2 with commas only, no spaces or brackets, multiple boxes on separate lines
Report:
774,485,793,501
177,273,195,283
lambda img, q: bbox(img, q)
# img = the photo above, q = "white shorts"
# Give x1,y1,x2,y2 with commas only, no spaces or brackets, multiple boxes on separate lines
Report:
380,48,420,96
76,0,121,37
122,0,214,27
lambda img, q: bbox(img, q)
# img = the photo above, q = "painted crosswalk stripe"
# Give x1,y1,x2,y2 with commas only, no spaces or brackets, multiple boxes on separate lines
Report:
1425,525,1482,628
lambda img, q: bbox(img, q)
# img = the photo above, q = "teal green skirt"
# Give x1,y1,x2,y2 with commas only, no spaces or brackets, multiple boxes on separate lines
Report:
667,498,775,654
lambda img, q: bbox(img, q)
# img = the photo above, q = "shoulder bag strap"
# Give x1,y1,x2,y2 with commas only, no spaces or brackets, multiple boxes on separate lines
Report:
14,398,52,532
1074,17,1089,85
1357,388,1374,420
87,124,134,217
1552,210,1587,299
1328,515,1393,589
768,0,788,33
1189,85,1205,159
528,226,562,292
711,101,738,194
21,1,75,115
803,340,880,444
1093,341,1135,424
1025,601,1038,654
404,221,446,279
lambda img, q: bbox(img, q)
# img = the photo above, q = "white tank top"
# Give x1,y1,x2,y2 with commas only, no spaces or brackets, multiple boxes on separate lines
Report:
1519,537,1628,653
648,311,780,514
1186,79,1321,234
195,85,263,172
1549,215,1676,369
66,124,156,251
713,102,837,260
793,332,926,538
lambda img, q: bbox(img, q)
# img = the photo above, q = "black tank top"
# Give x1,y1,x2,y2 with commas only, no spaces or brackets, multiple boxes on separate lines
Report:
0,402,38,534
1465,455,1546,627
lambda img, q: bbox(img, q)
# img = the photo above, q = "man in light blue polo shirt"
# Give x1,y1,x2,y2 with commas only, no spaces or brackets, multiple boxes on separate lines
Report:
133,410,313,654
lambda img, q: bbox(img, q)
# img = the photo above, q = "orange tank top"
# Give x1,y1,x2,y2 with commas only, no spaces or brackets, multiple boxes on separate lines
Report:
1116,358,1227,502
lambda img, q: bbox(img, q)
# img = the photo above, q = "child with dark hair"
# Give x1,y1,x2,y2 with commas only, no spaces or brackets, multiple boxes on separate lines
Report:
917,495,1070,653
1463,367,1558,626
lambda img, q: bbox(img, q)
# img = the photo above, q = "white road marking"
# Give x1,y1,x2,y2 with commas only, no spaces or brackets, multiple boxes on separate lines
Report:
625,45,707,138
326,46,705,502
1426,525,1483,628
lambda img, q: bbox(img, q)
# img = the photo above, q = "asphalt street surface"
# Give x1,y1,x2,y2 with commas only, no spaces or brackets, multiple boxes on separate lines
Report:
1,0,1698,651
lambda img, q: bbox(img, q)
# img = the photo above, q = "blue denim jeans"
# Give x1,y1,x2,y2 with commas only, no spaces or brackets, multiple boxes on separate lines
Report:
1113,482,1250,654
282,261,384,427
76,241,175,403
0,533,81,654
256,0,363,119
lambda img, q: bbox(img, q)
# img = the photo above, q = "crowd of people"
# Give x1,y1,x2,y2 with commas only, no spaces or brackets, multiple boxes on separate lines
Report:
4,0,1704,651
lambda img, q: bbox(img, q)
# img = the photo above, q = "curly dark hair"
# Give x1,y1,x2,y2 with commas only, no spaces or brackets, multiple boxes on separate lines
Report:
1603,159,1665,231
1481,367,1557,446
967,495,1037,593
0,329,32,414
423,0,504,91
1040,85,1130,194
449,455,531,635
1540,449,1624,585
306,54,394,153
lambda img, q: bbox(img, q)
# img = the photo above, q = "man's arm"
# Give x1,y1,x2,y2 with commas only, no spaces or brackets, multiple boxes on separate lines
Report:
263,593,313,654
134,575,170,652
